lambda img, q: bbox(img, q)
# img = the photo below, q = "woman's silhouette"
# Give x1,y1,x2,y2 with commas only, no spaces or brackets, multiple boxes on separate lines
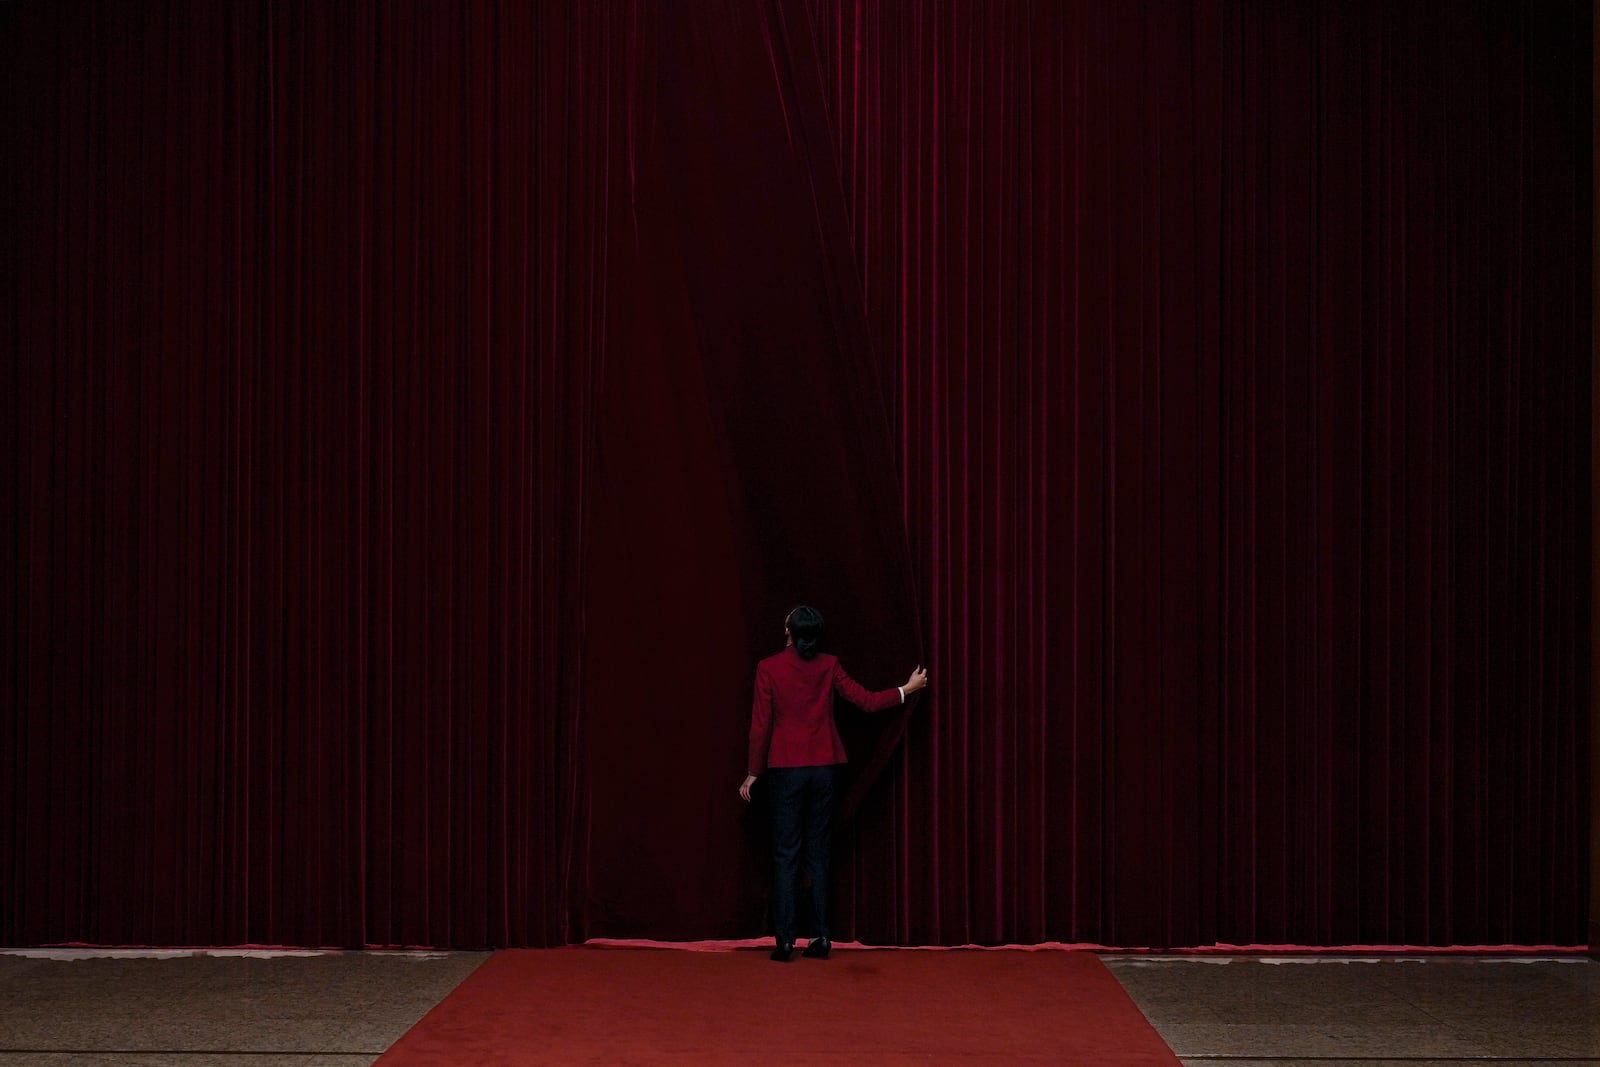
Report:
739,605,927,961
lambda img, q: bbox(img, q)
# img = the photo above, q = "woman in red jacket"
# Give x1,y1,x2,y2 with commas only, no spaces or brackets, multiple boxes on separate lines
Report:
739,605,927,961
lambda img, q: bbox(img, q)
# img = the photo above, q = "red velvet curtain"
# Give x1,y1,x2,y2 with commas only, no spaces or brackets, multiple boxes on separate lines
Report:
3,0,616,947
801,0,1591,947
3,0,1589,949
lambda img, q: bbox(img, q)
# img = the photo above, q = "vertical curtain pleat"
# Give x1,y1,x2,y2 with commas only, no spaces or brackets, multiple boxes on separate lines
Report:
804,0,1588,946
1,0,1588,948
3,0,618,948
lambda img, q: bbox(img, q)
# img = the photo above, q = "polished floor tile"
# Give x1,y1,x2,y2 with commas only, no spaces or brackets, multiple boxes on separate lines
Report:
1106,955,1600,1065
0,950,487,1063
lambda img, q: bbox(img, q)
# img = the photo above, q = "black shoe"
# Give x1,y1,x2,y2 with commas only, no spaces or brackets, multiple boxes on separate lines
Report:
769,941,795,962
802,936,831,959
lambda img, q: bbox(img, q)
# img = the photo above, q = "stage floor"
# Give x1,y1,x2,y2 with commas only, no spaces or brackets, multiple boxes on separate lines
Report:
0,947,1595,1065
1104,953,1600,1064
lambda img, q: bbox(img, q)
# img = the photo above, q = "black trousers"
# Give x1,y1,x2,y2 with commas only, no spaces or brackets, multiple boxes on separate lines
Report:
766,764,835,943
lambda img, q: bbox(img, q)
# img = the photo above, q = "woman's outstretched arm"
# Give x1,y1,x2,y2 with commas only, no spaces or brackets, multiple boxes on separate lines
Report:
832,661,928,711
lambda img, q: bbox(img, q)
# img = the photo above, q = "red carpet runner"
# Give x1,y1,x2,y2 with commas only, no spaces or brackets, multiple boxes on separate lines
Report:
377,946,1180,1064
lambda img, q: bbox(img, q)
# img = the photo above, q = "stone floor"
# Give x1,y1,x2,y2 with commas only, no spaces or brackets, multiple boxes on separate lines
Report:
0,948,1593,1065
0,950,487,1066
1105,954,1600,1066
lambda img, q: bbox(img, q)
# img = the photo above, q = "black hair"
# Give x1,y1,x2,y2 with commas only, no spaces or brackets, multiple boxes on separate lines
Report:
786,605,825,660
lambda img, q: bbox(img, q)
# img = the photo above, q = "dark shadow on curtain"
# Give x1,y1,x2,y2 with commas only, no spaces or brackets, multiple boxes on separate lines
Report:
580,0,924,942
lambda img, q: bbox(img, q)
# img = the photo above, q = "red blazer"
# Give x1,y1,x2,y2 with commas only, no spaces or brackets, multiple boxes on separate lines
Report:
748,645,903,774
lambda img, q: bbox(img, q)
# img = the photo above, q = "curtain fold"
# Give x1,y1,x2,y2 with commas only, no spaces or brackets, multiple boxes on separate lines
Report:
3,0,615,948
2,0,1589,948
804,0,1589,946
